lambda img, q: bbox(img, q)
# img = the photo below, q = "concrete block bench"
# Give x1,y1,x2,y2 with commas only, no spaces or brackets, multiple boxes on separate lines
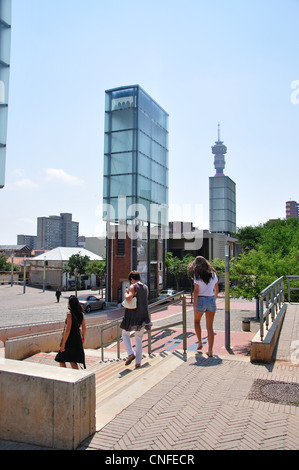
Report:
0,359,95,449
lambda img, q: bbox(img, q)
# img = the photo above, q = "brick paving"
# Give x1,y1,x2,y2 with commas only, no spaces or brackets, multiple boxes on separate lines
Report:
79,352,299,450
79,303,299,451
0,284,298,451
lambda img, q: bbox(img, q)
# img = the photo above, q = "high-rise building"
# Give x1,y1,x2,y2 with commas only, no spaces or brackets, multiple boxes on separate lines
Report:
36,213,79,250
286,200,299,219
103,85,169,301
209,124,236,234
0,0,11,189
17,234,37,250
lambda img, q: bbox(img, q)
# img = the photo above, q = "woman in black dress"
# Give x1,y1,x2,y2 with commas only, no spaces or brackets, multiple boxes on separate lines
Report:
120,271,151,368
55,295,86,369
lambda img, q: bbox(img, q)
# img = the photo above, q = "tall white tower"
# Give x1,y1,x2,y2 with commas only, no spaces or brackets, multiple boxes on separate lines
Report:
209,124,236,234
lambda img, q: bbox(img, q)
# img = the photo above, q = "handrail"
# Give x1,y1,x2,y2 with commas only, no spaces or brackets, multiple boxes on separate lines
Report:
259,277,284,340
100,291,187,361
286,275,299,302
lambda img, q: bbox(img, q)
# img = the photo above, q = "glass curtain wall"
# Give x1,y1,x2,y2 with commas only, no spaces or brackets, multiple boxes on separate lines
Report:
0,0,11,189
209,176,236,234
104,85,169,296
103,85,169,223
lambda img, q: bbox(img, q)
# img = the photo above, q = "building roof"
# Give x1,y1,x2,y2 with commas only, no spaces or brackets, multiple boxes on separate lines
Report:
31,247,103,262
0,245,31,252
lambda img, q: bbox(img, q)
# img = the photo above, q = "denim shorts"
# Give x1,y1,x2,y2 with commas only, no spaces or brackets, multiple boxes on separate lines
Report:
196,296,216,313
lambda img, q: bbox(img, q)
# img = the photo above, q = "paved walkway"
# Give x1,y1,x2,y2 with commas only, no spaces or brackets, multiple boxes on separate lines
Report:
0,287,298,451
77,303,299,451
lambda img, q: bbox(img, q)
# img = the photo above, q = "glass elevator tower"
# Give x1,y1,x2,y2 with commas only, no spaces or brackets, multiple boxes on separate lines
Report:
0,0,11,189
103,85,169,300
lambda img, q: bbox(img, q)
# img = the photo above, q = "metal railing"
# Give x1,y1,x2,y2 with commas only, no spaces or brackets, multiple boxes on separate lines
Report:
100,291,187,361
286,275,299,302
258,277,284,340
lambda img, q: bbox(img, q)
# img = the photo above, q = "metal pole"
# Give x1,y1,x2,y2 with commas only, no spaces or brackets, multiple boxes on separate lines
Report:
10,255,14,287
43,256,46,292
182,295,187,359
117,322,120,359
225,245,230,350
23,257,26,294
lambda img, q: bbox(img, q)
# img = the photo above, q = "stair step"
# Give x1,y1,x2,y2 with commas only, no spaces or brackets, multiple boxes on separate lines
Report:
95,354,163,402
95,351,185,430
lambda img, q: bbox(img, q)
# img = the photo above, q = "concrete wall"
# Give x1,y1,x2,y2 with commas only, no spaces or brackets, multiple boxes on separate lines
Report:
0,359,95,449
250,304,287,363
4,320,119,361
0,314,108,344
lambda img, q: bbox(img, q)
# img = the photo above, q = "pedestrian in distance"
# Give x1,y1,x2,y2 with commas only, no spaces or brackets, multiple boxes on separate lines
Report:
55,288,62,303
187,256,219,357
120,271,152,368
55,295,86,369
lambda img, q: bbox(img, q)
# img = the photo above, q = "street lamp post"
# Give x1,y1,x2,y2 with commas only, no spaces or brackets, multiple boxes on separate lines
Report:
225,244,230,350
43,256,46,292
10,255,14,287
23,256,27,294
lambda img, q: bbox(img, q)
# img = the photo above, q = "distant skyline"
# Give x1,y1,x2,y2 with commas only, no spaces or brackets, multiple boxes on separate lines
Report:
1,0,299,244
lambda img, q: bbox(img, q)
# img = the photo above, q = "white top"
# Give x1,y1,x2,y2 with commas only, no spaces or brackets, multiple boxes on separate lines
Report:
194,273,218,297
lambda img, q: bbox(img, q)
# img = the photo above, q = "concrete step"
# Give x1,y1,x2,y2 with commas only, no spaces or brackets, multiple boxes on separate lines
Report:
94,353,164,403
95,351,185,430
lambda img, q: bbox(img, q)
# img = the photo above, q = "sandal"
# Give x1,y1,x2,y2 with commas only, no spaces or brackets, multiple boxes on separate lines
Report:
197,342,203,350
207,351,213,357
125,354,135,366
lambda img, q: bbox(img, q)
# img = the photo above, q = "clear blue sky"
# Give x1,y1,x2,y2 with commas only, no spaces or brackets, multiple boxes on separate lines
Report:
1,0,299,244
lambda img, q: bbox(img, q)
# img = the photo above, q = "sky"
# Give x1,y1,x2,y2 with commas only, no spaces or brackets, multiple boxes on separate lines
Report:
1,0,299,244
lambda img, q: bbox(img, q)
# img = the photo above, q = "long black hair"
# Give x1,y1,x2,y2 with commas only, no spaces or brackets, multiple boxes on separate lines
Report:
68,295,84,325
187,256,216,285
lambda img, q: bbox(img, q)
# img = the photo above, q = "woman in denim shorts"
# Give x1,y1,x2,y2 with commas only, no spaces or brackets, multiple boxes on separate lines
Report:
188,257,219,357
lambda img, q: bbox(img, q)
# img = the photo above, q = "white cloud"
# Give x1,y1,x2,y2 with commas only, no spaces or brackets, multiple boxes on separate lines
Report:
45,168,84,186
13,178,39,190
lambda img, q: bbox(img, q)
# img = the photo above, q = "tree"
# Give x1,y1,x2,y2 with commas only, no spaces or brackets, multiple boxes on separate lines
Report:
165,252,194,291
85,259,106,296
234,225,263,251
63,253,90,294
232,218,299,302
0,253,10,271
0,254,19,272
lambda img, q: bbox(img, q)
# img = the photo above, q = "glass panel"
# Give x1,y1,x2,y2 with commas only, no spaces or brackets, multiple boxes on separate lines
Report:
152,141,167,165
138,175,151,200
138,131,151,157
110,174,133,198
111,130,134,153
151,182,168,205
152,123,168,147
137,153,151,177
0,0,12,25
111,108,135,131
210,187,225,198
138,109,152,136
0,65,9,104
152,162,167,186
0,145,5,187
0,106,8,143
0,26,11,64
104,152,134,176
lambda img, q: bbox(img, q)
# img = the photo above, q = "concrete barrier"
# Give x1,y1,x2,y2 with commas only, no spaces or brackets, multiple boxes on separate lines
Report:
0,313,108,344
4,320,119,360
0,359,95,449
250,304,287,363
